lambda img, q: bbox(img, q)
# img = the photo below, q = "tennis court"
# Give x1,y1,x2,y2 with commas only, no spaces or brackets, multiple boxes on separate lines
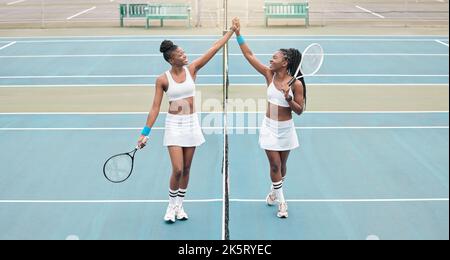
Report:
0,0,449,240
0,110,448,239
0,0,448,240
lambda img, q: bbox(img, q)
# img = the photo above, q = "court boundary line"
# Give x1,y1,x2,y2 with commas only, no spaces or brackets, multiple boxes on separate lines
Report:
1,38,449,44
0,74,448,79
1,53,448,58
231,198,449,203
0,111,448,115
0,35,448,39
6,0,26,6
0,83,448,88
436,40,449,47
0,126,448,131
0,41,16,50
355,5,386,19
66,6,97,20
0,198,447,204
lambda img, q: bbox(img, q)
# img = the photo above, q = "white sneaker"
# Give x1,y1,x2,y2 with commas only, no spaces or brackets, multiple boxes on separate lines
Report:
266,191,277,206
164,204,176,223
277,202,288,218
176,206,189,220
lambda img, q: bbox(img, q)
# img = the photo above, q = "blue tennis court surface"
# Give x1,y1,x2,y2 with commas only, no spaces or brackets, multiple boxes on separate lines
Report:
0,34,448,240
0,112,448,240
0,35,448,85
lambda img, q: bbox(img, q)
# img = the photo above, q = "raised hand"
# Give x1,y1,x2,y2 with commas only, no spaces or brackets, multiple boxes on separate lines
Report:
231,17,240,33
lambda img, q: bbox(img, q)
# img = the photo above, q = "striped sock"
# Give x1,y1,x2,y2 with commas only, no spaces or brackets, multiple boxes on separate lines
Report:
272,181,285,203
272,177,286,191
169,189,178,206
177,189,187,206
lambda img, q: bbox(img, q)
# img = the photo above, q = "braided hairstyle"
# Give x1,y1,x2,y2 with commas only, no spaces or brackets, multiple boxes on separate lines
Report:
160,40,178,63
280,48,307,107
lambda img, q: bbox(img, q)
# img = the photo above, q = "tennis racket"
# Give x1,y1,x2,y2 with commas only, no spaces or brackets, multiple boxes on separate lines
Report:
103,147,139,183
288,43,324,86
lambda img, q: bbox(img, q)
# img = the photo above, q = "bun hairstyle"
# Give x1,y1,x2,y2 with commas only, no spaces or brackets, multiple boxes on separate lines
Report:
280,48,307,106
160,40,178,63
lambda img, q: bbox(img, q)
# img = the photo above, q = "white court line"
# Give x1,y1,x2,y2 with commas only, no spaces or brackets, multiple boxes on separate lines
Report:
0,41,16,51
0,126,447,131
1,38,448,44
0,83,449,88
0,199,222,204
0,198,447,204
0,34,447,39
0,53,448,58
0,111,448,115
312,74,449,77
0,74,448,79
67,7,96,20
231,198,449,203
355,5,386,19
6,0,26,5
436,40,449,47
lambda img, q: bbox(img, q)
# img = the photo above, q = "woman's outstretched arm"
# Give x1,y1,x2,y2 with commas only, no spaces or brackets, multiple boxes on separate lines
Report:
189,19,238,75
235,20,272,84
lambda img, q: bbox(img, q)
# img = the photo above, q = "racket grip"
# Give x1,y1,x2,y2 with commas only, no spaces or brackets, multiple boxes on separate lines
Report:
137,136,149,149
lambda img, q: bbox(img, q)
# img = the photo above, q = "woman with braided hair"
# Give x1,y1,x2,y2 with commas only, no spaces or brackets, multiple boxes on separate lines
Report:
235,19,306,218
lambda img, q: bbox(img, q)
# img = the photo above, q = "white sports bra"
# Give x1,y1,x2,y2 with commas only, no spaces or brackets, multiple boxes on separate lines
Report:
267,74,293,108
165,67,196,102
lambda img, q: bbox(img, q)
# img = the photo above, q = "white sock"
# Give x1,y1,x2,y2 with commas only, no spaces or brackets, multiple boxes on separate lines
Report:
177,189,187,206
272,177,286,191
169,189,178,206
272,181,285,203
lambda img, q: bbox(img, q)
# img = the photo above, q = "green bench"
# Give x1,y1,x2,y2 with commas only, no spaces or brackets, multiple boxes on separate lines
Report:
119,3,191,29
120,4,148,27
264,2,309,27
146,4,191,28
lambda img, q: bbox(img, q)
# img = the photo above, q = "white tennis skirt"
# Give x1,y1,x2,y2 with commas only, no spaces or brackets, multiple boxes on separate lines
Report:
259,116,299,151
163,113,205,147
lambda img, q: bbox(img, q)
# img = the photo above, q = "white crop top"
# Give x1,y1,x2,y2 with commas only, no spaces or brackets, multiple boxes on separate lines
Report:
165,67,196,102
267,75,293,108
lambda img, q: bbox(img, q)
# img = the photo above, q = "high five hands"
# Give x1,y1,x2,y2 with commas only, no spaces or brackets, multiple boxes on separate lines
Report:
231,17,240,33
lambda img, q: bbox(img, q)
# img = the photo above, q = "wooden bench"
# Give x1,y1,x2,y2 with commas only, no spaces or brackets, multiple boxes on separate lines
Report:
264,2,309,27
119,4,148,27
119,3,191,29
145,4,191,29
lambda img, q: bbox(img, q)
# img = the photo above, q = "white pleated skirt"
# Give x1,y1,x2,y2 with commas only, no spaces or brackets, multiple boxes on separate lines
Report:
259,116,299,151
163,113,205,147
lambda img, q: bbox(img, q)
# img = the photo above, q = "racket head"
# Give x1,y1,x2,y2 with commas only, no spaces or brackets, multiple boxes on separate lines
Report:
103,148,137,183
298,43,324,77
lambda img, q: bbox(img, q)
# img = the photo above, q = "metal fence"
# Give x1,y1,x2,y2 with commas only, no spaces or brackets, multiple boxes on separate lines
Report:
0,0,448,29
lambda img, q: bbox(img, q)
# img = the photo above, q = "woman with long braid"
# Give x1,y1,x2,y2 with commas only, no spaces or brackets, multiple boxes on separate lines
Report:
235,19,306,218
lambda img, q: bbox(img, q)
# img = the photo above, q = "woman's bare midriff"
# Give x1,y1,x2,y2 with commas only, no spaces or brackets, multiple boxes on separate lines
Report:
168,97,195,115
266,102,292,121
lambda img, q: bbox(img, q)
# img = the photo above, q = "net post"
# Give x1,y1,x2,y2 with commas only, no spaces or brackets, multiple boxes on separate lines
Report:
221,0,230,241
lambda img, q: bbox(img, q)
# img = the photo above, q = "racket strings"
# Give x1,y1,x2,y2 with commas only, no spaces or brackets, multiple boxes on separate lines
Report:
104,154,133,183
300,44,324,76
